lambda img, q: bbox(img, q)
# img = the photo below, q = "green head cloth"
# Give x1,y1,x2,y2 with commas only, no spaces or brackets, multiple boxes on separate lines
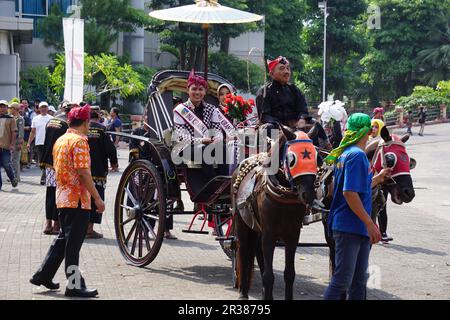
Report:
324,113,372,165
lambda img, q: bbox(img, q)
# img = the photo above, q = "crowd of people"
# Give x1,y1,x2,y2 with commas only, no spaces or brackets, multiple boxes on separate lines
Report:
0,100,123,297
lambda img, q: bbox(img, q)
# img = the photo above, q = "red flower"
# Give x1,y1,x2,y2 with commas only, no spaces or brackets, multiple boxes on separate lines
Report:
236,96,244,104
223,107,229,113
248,98,255,106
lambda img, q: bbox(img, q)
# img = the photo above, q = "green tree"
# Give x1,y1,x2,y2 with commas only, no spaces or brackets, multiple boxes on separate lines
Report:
396,83,450,110
209,52,265,94
416,20,450,86
49,53,145,103
362,0,450,102
248,0,307,68
20,66,59,105
301,0,368,101
39,0,151,55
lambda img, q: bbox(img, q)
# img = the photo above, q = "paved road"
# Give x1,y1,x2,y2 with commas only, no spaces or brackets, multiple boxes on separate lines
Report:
0,123,449,300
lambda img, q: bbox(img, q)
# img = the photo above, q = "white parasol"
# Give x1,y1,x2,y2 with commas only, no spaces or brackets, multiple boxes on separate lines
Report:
149,0,263,79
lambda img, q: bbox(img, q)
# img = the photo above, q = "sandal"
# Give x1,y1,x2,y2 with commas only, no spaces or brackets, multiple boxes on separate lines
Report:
164,233,177,240
86,231,104,239
43,226,53,235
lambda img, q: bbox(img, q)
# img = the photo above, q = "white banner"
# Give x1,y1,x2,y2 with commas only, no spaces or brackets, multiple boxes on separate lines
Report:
63,18,84,104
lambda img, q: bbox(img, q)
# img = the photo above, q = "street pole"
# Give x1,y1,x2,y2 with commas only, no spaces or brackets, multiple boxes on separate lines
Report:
321,1,328,102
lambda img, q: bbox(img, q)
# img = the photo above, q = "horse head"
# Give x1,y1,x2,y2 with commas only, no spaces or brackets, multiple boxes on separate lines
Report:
280,126,318,206
366,126,416,204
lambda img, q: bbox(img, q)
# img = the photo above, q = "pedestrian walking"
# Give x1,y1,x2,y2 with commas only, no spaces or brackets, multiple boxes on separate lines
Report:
404,110,413,135
28,102,53,184
30,104,105,298
0,100,18,190
417,105,427,136
8,103,24,182
108,107,122,147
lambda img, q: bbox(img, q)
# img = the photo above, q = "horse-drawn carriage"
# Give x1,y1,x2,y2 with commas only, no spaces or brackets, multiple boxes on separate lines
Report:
112,70,256,268
110,70,416,299
112,70,327,261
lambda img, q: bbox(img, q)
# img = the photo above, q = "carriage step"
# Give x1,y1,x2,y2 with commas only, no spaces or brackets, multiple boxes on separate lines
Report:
182,230,210,235
215,236,236,241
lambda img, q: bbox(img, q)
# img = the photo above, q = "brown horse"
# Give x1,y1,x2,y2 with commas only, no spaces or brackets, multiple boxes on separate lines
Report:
321,126,416,274
233,125,318,300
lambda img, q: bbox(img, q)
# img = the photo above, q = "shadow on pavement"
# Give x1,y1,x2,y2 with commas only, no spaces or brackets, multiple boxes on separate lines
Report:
379,243,447,256
143,264,399,300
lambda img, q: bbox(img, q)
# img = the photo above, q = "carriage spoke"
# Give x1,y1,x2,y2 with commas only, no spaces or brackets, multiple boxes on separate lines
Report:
142,201,158,213
125,186,138,207
143,226,152,251
142,217,157,239
131,222,140,256
124,220,137,246
120,204,134,211
141,181,156,207
121,216,135,226
143,213,159,221
138,169,144,202
138,222,143,258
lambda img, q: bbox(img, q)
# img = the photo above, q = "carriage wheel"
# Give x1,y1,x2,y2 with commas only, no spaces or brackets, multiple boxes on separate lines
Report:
114,160,166,267
213,206,234,259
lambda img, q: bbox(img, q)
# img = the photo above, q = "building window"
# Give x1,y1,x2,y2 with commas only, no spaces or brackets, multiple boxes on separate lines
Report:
15,0,76,38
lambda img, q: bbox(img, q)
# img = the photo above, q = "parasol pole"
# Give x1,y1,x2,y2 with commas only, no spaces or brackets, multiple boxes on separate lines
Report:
202,23,209,81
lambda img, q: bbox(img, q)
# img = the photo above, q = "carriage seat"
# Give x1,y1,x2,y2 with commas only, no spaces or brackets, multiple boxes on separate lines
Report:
190,175,232,206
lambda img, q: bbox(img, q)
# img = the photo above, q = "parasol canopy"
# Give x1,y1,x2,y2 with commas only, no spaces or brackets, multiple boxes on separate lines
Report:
149,0,263,79
149,0,263,24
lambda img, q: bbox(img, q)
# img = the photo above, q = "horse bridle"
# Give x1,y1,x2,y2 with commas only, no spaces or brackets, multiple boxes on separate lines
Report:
371,140,406,188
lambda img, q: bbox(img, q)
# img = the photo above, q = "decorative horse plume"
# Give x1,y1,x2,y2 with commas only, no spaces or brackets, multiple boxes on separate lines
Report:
196,0,219,7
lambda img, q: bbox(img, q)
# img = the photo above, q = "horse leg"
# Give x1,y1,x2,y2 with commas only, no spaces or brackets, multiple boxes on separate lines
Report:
236,214,253,300
322,217,336,279
255,234,264,278
284,231,300,300
261,233,276,300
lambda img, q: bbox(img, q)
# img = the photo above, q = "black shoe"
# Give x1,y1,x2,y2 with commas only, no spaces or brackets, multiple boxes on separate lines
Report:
30,276,60,290
381,233,393,242
11,179,18,188
65,287,98,298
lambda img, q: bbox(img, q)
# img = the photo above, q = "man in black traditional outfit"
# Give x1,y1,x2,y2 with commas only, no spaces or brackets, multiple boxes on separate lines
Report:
87,107,118,238
40,103,73,235
256,56,309,136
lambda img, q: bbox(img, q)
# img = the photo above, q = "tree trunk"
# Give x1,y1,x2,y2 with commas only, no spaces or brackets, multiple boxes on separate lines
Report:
195,46,203,71
180,44,186,70
220,37,230,54
189,44,196,70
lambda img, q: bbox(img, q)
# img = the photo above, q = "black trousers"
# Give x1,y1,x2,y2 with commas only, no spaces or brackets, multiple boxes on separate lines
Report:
35,145,46,180
33,204,90,285
45,187,59,221
89,185,104,224
378,189,389,234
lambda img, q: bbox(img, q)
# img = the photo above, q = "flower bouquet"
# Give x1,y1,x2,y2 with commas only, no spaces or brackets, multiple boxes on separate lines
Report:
222,93,255,124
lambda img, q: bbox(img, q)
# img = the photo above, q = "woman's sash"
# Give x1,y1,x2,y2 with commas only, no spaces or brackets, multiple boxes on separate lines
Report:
174,103,209,137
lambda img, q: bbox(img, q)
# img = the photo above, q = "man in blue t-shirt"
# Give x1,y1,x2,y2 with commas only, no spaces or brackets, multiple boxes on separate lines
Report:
323,113,391,300
107,107,122,147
